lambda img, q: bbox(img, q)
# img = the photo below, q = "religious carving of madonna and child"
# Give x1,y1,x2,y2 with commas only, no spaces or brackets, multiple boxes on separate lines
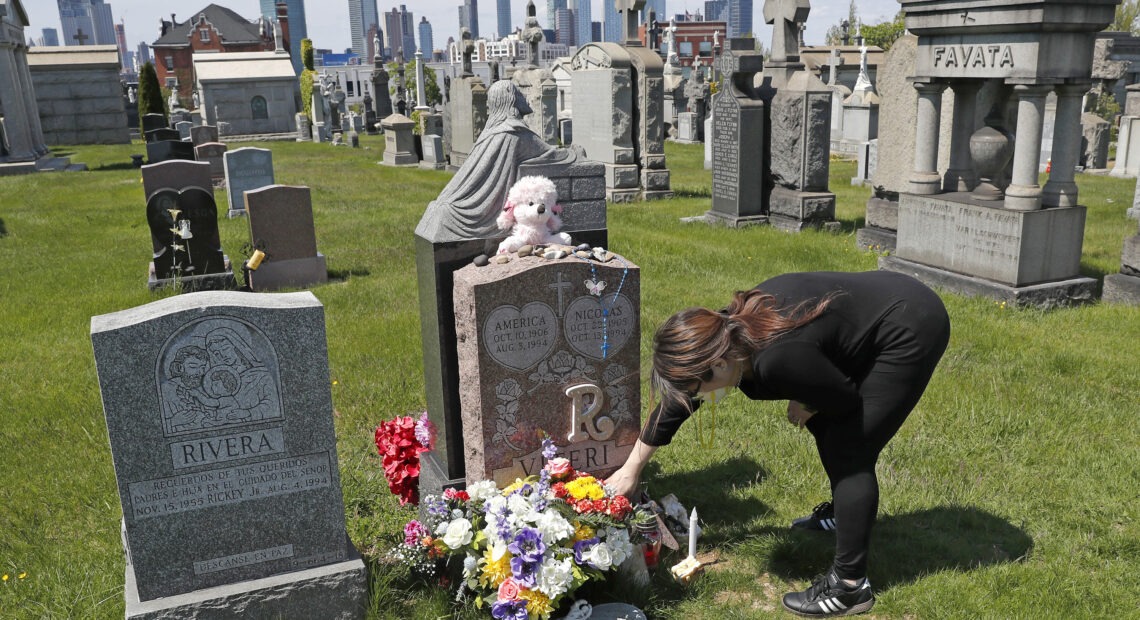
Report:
157,318,283,436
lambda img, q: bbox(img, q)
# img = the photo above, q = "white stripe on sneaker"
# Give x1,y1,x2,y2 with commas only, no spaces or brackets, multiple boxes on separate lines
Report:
819,599,835,613
831,597,847,610
822,518,835,530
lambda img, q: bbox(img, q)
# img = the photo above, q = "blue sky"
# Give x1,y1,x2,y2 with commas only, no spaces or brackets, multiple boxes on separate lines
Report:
22,0,903,55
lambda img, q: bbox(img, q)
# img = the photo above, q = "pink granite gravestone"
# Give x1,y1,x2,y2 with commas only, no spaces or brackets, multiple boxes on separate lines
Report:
453,253,641,486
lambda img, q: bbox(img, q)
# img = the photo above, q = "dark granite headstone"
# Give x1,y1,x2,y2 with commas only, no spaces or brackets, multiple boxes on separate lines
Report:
244,185,328,292
146,128,181,143
146,140,196,165
191,125,220,146
176,121,193,141
90,291,367,617
224,147,275,218
142,113,167,135
193,142,228,184
454,254,641,485
142,160,212,200
708,40,767,226
146,187,227,281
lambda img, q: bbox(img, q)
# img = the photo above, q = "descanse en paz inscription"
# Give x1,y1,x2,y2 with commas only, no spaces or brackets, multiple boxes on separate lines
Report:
128,452,332,519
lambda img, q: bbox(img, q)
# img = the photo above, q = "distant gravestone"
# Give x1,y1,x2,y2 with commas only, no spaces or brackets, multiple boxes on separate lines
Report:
223,147,275,218
296,113,312,141
176,121,193,141
146,128,181,143
707,39,767,226
191,124,219,146
142,160,211,200
1082,112,1110,170
194,142,228,185
142,113,167,135
453,254,641,486
146,140,195,165
381,114,418,166
145,186,233,290
244,185,328,292
449,76,488,169
675,112,698,143
91,291,367,617
419,134,446,170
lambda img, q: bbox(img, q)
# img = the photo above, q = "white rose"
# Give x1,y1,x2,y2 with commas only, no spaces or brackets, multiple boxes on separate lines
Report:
440,518,473,549
536,556,575,599
507,493,532,515
585,542,613,570
533,510,575,545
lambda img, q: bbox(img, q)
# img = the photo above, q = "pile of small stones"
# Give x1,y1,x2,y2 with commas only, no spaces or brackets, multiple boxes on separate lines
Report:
472,243,616,267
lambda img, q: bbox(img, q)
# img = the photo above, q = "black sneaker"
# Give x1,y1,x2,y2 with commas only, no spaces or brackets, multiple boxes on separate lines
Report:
791,501,837,531
781,569,875,617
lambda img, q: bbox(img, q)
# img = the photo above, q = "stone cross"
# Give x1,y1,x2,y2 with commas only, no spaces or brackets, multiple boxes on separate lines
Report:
665,18,678,64
826,48,843,86
523,1,543,68
461,28,474,77
617,0,646,45
72,28,90,44
646,11,660,51
763,0,811,63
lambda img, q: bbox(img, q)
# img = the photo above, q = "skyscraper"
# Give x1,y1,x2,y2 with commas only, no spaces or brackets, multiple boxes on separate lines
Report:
497,0,511,39
418,17,434,57
42,28,60,47
464,0,480,39
554,8,573,46
603,0,621,42
114,20,127,58
570,0,591,46
385,5,416,59
348,0,379,59
643,0,667,22
57,0,114,46
704,0,726,21
547,0,567,31
727,0,752,38
259,0,309,74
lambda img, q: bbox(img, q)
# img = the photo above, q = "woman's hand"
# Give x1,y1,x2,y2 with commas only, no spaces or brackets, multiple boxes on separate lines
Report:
604,463,641,499
786,401,816,428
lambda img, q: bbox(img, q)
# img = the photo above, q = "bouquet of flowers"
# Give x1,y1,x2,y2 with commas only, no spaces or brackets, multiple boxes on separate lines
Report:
375,412,435,506
394,437,656,619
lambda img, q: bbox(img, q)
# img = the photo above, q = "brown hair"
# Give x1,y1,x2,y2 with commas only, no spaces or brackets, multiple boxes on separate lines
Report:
648,289,832,415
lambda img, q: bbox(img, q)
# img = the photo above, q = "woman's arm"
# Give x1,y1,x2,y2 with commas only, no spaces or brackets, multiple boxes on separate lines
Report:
605,439,657,498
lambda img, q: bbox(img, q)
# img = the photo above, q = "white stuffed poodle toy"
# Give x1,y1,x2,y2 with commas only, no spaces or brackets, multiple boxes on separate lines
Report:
496,175,572,254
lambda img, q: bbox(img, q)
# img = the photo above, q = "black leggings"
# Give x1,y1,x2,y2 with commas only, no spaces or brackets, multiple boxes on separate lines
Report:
805,295,951,580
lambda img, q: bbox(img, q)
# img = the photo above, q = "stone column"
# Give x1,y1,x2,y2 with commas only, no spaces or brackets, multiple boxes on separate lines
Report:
1042,82,1090,208
943,80,979,192
15,45,47,156
1005,84,1053,211
415,50,429,111
0,44,35,161
909,80,946,195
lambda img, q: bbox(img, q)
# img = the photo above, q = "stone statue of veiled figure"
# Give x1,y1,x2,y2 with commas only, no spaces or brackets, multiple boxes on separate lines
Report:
415,81,585,243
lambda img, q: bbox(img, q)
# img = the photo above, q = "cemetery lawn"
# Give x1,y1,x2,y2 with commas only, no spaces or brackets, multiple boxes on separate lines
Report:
1,138,1138,619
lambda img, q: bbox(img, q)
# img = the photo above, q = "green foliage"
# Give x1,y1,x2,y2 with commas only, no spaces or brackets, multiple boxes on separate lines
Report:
1112,0,1140,34
300,69,316,120
824,0,859,45
137,61,166,126
2,139,1140,618
301,38,314,71
861,11,906,51
385,59,442,107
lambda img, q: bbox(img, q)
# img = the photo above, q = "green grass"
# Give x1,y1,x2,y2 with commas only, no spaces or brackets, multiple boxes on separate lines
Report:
1,137,1138,618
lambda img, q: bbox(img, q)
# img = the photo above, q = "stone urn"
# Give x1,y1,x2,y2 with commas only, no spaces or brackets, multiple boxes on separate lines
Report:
970,124,1015,201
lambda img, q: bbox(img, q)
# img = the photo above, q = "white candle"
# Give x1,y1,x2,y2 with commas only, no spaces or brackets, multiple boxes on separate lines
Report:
688,507,698,559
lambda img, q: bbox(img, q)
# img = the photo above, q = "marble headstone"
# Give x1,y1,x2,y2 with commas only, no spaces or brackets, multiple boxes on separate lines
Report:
91,292,367,617
454,254,641,485
190,124,219,147
224,147,275,218
420,134,446,170
244,185,328,292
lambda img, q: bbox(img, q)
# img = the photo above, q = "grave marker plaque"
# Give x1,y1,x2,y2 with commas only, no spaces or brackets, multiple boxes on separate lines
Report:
91,292,367,617
454,255,641,486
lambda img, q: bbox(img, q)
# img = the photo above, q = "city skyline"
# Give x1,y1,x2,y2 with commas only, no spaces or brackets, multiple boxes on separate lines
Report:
23,1,903,59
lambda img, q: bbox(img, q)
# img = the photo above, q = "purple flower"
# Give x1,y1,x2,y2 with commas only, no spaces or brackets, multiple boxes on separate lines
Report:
491,599,528,620
415,411,435,450
491,500,513,542
573,537,599,567
541,436,557,460
509,554,541,588
508,527,546,561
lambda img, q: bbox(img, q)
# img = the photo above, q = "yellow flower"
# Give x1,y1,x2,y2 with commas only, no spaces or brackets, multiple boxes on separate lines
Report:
1,574,7,582
18,572,26,579
564,476,604,501
573,522,595,542
519,588,555,617
479,547,512,589
501,479,526,496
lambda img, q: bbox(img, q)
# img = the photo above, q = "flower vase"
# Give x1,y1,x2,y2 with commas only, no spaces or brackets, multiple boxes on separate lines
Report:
970,124,1014,201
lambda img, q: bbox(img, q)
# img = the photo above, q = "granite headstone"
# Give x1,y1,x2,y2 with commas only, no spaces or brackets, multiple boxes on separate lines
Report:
708,39,766,226
244,185,328,292
223,147,275,218
194,142,228,185
91,291,367,617
146,128,181,143
419,134,446,170
176,121,193,141
454,254,641,485
191,124,220,147
146,140,195,165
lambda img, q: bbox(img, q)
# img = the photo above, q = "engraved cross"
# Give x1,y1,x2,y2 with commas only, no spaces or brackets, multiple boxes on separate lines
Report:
548,272,573,317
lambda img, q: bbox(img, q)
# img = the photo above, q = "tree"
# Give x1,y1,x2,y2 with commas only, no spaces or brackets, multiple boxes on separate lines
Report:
861,11,906,51
137,62,166,127
824,1,859,46
1113,0,1140,34
299,38,317,120
387,59,441,107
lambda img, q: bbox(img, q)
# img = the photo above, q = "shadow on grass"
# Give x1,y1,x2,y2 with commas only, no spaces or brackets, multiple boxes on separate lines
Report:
1079,260,1110,282
328,267,372,282
96,162,140,172
646,456,772,546
761,505,1032,590
0,218,7,237
672,185,712,198
831,216,863,235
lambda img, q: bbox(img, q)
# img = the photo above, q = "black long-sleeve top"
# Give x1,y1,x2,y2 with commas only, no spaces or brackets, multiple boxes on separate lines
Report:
640,271,944,446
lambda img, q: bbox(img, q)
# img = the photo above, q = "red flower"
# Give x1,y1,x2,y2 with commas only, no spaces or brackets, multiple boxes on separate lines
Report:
443,488,470,502
552,482,568,499
604,495,632,520
375,415,432,506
